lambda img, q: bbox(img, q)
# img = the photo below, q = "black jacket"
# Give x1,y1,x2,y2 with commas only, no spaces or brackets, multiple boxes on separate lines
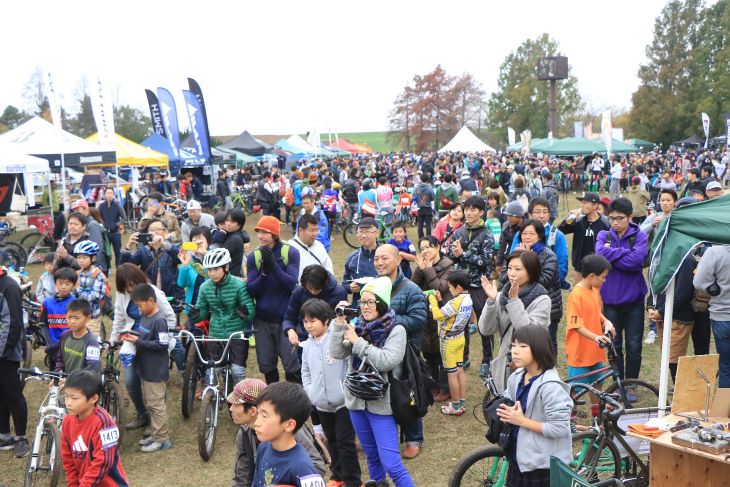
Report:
496,220,522,268
216,177,230,198
558,214,610,271
223,228,249,278
680,179,706,198
0,271,24,361
190,176,203,198
649,253,696,324
97,200,127,234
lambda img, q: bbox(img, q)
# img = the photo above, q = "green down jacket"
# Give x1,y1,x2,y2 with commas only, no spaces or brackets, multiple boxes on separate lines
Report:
195,273,256,339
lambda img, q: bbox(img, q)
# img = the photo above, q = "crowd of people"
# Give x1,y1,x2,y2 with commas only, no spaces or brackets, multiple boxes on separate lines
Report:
1,145,729,487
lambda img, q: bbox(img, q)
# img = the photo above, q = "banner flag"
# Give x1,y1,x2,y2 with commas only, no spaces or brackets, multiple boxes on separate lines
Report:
87,71,116,151
187,78,213,159
507,127,515,146
40,66,63,130
157,87,180,159
702,112,710,149
725,113,730,147
586,122,593,140
574,121,583,138
335,128,339,142
307,125,321,155
182,90,210,161
548,131,554,146
145,89,167,138
520,130,532,154
601,110,612,157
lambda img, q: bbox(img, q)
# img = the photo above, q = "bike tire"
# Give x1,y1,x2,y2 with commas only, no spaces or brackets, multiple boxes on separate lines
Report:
4,241,28,267
126,206,145,232
605,379,659,410
104,381,126,446
342,224,360,249
0,246,23,270
182,349,199,419
24,419,62,487
569,431,621,483
198,391,217,461
20,344,32,392
21,232,51,265
447,445,507,487
481,388,495,425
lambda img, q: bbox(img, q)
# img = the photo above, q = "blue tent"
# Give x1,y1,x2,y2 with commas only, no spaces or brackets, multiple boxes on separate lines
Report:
141,133,207,174
274,138,309,156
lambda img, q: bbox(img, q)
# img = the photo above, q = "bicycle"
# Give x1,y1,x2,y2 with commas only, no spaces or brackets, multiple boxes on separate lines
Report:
0,222,28,267
569,383,653,486
179,329,252,461
22,213,57,265
342,210,395,249
19,367,68,487
21,297,48,390
98,340,127,446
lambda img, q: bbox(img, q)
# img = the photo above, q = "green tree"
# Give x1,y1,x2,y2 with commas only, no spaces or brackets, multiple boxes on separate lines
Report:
66,95,97,139
487,34,581,142
114,105,151,143
0,105,28,130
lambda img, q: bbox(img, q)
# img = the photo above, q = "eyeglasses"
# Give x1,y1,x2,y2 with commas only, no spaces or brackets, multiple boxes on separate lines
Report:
360,300,378,308
521,231,537,237
608,216,627,222
149,227,166,233
357,230,378,236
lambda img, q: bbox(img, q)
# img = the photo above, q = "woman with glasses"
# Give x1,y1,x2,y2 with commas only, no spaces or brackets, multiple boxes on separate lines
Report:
330,277,416,487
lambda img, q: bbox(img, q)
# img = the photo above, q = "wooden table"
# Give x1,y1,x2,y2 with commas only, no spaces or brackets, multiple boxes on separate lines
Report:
627,414,730,486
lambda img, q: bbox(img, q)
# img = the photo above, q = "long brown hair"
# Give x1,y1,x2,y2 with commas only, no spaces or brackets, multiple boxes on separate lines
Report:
88,207,104,224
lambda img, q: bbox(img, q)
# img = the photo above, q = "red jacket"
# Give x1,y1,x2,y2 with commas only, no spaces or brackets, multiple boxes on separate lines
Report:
61,406,128,487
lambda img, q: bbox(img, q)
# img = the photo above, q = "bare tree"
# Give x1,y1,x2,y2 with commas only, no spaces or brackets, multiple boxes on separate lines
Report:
21,65,49,116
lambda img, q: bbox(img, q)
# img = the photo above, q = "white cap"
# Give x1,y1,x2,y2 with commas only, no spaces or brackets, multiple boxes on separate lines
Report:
186,200,202,210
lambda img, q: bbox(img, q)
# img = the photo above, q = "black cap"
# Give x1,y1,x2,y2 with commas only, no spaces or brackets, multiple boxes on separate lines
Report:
576,192,600,204
358,217,378,229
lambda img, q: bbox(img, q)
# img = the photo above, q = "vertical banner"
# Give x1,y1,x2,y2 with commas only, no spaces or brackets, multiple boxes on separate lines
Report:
725,113,730,147
187,78,213,160
157,88,180,159
520,130,532,154
507,127,515,146
574,121,583,138
548,131,554,147
701,112,710,149
307,125,321,156
335,128,339,142
41,66,65,209
145,89,167,138
182,90,211,161
586,122,593,140
601,110,612,157
87,72,116,151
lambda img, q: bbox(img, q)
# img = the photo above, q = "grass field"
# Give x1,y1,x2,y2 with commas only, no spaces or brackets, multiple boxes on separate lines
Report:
0,195,712,487
296,132,393,154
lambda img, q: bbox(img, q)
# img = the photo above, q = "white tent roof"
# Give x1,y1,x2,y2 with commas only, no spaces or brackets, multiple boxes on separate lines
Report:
0,151,50,173
286,134,318,153
438,126,496,153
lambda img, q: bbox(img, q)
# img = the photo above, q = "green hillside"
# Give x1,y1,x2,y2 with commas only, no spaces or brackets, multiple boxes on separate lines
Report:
300,131,395,153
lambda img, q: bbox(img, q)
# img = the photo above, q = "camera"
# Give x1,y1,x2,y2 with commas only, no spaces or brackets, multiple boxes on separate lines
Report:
137,233,152,246
708,281,721,297
335,306,358,317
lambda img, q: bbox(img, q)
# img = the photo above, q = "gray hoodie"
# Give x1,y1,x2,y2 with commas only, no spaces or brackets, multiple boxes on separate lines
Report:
694,245,730,321
302,329,348,412
503,367,573,472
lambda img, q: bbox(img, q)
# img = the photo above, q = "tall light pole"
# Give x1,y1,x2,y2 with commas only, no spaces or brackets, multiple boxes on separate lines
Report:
537,56,568,136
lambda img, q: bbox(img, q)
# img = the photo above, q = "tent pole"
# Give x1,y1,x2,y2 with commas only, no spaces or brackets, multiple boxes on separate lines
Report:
60,153,68,210
657,279,675,418
46,170,54,220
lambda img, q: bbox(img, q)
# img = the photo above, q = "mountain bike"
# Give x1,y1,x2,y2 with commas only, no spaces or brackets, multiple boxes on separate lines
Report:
98,340,127,446
179,329,252,461
343,210,394,249
22,213,57,265
0,223,28,267
21,297,47,391
19,367,68,487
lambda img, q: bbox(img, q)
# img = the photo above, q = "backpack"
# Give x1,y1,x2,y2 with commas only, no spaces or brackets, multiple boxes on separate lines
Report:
528,179,540,198
547,225,558,251
99,225,113,268
483,395,515,448
299,423,331,468
438,187,453,210
387,324,436,428
605,231,650,268
278,184,287,198
691,250,711,313
253,244,290,271
284,186,295,206
515,191,529,212
81,267,113,315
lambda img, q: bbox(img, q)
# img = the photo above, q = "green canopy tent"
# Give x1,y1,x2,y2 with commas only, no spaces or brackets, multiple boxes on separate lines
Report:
592,138,640,154
649,194,730,416
215,147,257,164
506,138,547,152
539,137,603,156
626,138,655,149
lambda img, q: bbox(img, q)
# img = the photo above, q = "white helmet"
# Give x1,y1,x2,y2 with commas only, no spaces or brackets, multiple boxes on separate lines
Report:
202,248,232,269
186,200,202,211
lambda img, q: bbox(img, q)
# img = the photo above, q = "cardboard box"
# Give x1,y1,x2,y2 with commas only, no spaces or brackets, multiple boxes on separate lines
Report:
0,214,29,230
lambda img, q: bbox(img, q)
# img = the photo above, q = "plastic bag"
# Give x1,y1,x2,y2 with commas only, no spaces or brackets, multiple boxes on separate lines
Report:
119,340,136,367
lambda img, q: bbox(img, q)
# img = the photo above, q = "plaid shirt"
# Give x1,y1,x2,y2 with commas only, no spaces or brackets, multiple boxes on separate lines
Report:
75,266,107,318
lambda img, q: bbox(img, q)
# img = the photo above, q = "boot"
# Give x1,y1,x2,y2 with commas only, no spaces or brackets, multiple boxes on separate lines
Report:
264,370,279,384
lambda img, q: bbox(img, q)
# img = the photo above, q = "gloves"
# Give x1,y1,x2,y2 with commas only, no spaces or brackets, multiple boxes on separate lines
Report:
236,305,250,321
188,307,201,322
259,246,274,275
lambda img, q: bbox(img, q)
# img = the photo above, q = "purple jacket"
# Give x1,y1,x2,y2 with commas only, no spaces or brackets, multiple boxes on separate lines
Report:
595,222,648,306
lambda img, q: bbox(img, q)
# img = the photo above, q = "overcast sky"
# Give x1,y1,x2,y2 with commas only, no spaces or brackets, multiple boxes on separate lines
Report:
3,0,694,137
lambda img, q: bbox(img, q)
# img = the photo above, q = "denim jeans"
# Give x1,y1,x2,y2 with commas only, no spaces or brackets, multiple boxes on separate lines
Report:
349,409,415,487
711,320,730,388
124,360,147,417
603,303,645,379
402,417,423,447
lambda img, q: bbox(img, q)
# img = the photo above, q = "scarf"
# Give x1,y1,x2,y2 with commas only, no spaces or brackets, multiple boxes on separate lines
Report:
527,240,546,254
499,281,547,311
352,308,397,370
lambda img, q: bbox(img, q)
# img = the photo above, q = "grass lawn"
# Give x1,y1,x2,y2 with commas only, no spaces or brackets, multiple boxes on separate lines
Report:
1,192,712,487
297,131,394,153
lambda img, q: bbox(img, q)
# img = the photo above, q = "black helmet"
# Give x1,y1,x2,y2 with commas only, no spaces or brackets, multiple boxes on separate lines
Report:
345,368,388,401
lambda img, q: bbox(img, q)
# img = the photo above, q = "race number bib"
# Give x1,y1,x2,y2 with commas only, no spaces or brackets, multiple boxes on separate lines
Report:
86,346,100,361
158,332,169,345
99,426,119,450
299,474,325,487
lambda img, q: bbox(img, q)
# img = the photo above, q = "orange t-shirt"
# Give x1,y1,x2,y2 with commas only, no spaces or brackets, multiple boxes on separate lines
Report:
565,285,607,368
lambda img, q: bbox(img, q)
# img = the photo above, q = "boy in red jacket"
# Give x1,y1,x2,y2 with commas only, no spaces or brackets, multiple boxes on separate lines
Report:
61,370,128,487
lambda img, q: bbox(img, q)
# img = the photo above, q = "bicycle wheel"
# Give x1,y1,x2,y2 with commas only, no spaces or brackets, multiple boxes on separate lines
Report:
342,224,360,249
569,431,621,483
4,241,28,267
22,232,51,265
605,379,659,410
481,388,495,425
24,419,62,487
198,391,217,461
447,445,508,487
126,206,145,232
182,350,199,418
103,381,126,446
0,247,23,270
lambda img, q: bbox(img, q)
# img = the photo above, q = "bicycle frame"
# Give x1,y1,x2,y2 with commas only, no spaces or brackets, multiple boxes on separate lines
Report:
568,342,634,411
23,370,67,475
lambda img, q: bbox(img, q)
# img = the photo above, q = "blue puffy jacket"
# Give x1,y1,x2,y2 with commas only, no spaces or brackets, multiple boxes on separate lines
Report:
389,270,428,350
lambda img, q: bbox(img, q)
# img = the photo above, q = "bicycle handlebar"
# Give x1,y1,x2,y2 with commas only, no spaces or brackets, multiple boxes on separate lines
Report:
569,383,625,424
18,367,68,379
100,339,124,349
178,330,251,366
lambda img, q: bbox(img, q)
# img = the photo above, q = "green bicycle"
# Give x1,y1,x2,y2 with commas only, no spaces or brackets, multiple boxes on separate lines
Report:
342,211,395,249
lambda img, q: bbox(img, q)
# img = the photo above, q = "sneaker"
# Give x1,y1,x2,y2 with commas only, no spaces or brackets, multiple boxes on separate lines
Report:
560,280,573,291
468,323,477,335
138,436,154,446
13,437,29,458
125,414,150,430
463,360,471,370
625,387,638,403
478,363,489,378
644,330,657,345
143,427,153,438
441,403,463,416
0,436,14,450
141,440,172,453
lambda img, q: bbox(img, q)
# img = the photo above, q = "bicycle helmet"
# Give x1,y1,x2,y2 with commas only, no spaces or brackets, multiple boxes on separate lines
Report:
73,241,100,256
202,248,232,269
362,178,373,188
345,367,389,401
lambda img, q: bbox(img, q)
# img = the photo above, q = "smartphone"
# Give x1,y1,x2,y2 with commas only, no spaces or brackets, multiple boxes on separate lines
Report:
181,242,198,251
122,330,140,337
137,233,152,245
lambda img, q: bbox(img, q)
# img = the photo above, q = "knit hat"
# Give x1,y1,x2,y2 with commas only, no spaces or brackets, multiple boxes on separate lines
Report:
503,201,525,217
360,276,393,307
295,170,303,180
254,216,281,236
227,378,266,404
631,176,641,185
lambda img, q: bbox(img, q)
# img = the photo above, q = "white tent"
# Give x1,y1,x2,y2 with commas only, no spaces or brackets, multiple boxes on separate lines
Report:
286,134,318,153
438,126,496,153
0,151,52,209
